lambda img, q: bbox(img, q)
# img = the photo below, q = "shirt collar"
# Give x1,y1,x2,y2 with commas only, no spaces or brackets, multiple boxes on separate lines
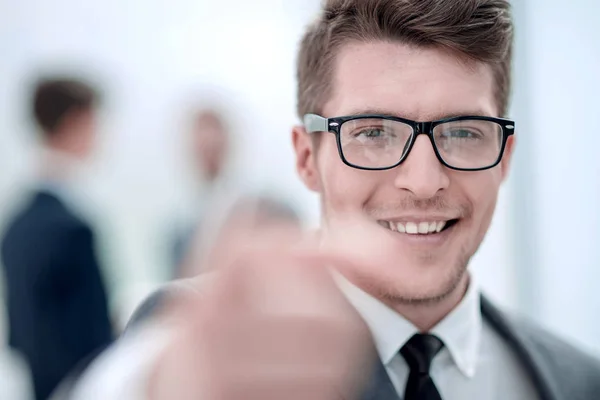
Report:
430,274,481,378
333,272,481,379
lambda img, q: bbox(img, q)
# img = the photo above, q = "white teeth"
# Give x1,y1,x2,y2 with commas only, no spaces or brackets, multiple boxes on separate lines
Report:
405,222,418,234
383,220,451,235
428,222,437,233
436,221,446,233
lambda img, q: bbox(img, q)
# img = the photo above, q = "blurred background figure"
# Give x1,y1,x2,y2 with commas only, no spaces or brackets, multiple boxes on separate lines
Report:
0,77,113,400
170,107,232,278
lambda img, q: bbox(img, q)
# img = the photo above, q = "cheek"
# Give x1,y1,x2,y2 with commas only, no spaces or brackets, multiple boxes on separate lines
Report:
76,131,95,153
317,139,380,215
459,171,503,237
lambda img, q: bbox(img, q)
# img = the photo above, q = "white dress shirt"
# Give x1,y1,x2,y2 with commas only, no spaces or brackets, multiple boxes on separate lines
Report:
335,273,539,400
73,272,540,399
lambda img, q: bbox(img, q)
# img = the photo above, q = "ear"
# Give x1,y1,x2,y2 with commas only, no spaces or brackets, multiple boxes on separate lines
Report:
500,135,516,181
292,125,321,192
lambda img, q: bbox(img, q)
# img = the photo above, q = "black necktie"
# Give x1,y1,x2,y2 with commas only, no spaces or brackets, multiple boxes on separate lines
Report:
400,334,444,400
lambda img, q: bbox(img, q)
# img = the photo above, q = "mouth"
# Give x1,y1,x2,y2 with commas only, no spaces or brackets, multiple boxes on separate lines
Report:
377,219,459,235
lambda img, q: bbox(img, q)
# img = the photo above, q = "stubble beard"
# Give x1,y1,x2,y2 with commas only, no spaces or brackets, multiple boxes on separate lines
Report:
355,242,472,307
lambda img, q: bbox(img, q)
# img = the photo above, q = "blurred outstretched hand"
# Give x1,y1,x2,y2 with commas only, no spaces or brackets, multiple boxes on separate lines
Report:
148,198,376,400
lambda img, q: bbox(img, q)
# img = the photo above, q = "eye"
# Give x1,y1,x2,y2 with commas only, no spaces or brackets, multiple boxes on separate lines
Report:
356,128,382,137
441,129,482,140
353,127,394,139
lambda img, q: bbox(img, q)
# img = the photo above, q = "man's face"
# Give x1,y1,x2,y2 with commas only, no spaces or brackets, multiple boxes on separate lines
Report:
293,41,514,303
57,109,98,160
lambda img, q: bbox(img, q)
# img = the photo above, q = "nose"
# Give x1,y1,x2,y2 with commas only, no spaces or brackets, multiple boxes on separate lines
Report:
393,135,450,198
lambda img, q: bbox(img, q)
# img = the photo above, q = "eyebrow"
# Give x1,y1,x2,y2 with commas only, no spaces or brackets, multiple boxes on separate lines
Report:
341,108,494,121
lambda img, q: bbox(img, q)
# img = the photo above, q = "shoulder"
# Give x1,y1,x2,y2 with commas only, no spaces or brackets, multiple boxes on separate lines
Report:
10,193,86,232
512,314,600,373
124,274,216,334
487,299,600,398
2,196,88,254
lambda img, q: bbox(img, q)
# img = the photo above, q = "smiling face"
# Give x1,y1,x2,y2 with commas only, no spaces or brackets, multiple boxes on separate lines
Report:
293,41,514,304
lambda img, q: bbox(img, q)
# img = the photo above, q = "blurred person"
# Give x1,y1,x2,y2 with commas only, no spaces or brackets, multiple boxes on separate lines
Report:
1,77,113,399
73,1,600,399
171,108,232,278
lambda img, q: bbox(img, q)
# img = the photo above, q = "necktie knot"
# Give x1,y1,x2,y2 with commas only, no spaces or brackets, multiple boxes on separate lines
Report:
400,333,444,374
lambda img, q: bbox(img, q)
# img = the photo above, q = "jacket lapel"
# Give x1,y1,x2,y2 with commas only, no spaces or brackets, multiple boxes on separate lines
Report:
360,358,400,400
480,294,559,400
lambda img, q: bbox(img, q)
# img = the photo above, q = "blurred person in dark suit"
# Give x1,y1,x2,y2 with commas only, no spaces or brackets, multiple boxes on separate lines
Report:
1,77,113,400
171,108,232,278
73,1,600,399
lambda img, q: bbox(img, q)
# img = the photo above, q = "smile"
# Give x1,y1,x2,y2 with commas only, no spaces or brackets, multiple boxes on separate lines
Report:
377,219,459,235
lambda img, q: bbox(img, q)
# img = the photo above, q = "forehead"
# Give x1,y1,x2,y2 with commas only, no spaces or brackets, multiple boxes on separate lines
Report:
323,41,497,120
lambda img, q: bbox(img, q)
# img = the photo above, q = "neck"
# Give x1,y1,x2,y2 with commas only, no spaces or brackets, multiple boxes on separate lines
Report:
387,273,470,332
39,147,82,183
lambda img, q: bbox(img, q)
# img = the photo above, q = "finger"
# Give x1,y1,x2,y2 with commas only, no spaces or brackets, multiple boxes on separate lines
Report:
171,226,315,325
200,203,304,272
212,248,363,321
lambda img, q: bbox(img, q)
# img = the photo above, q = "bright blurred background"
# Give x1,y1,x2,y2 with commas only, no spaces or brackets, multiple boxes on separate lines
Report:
0,0,599,397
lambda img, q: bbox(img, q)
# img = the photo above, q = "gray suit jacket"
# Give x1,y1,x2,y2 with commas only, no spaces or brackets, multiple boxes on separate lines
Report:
127,279,600,400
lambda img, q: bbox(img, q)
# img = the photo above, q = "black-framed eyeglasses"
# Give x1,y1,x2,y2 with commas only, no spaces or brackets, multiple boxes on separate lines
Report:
303,113,515,171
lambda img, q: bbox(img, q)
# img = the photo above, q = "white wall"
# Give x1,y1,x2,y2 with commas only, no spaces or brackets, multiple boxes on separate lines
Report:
518,0,600,354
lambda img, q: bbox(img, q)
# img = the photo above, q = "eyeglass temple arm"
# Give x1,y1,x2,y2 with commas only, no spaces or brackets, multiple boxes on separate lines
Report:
303,113,329,133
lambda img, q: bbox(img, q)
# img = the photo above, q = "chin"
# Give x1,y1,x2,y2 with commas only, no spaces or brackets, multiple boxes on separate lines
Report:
322,214,471,301
345,250,470,304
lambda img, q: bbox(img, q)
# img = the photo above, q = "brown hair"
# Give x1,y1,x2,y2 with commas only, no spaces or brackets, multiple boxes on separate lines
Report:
32,77,99,136
296,0,513,118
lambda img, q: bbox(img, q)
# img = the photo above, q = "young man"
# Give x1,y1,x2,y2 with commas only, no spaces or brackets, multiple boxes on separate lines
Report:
73,1,600,399
2,78,114,400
